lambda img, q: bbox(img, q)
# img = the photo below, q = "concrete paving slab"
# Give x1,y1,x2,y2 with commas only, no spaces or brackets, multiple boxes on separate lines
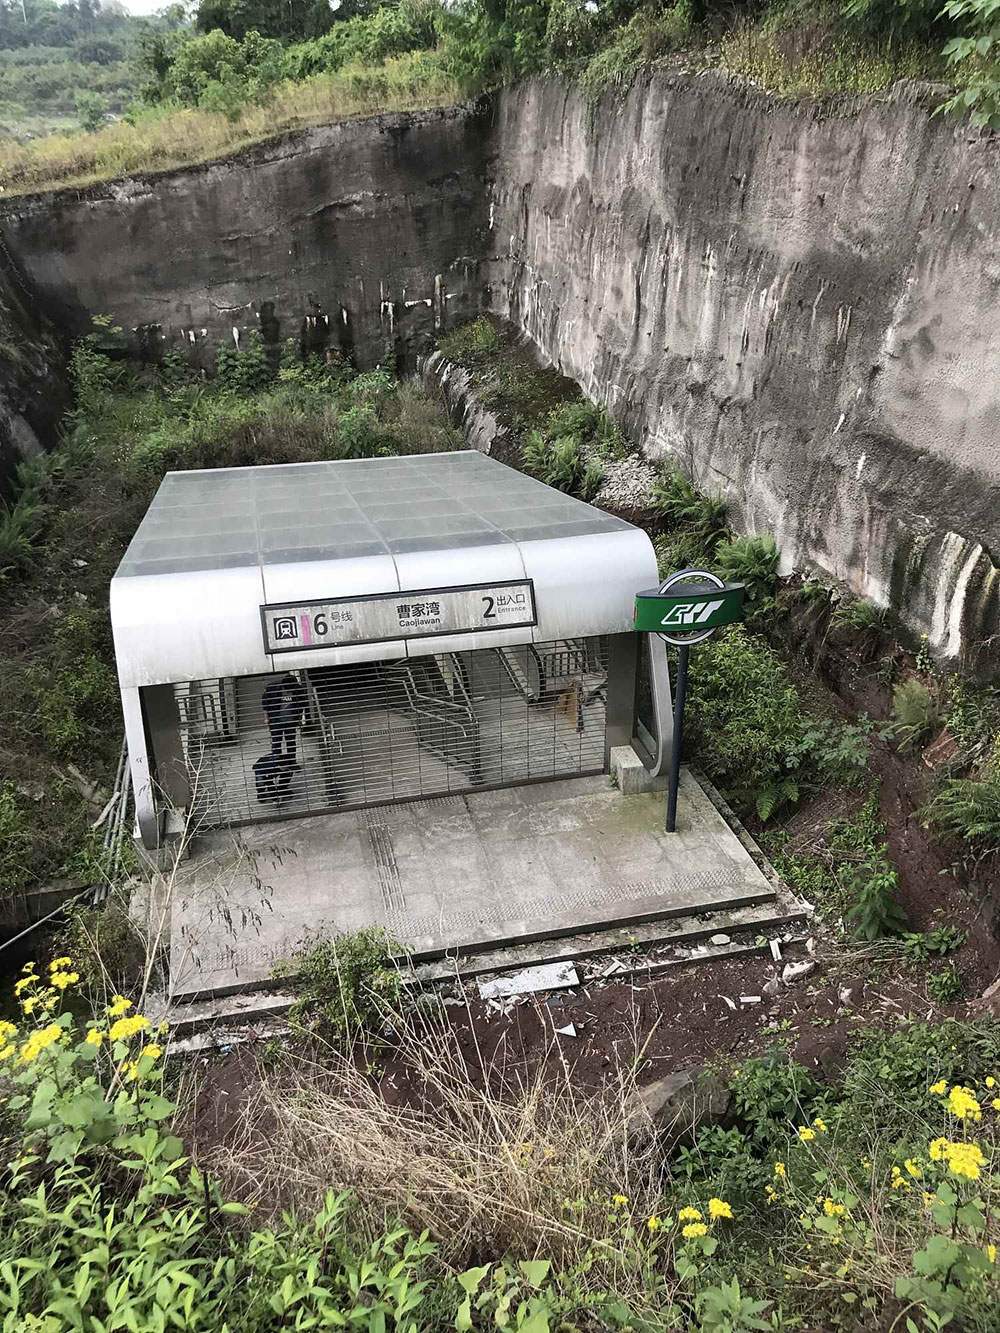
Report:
169,768,778,1000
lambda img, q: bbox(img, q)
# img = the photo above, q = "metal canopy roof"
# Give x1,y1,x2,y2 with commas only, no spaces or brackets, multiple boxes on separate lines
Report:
111,451,658,688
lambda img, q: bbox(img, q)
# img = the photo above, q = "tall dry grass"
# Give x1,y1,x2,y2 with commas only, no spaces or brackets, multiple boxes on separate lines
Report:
0,53,460,197
208,997,668,1291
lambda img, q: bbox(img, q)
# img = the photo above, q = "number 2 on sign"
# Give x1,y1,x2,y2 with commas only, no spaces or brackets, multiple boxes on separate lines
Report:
482,595,495,619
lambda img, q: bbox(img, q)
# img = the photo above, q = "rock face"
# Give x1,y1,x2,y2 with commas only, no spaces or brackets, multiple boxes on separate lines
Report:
489,74,1000,670
0,103,491,376
0,245,65,496
4,77,1000,665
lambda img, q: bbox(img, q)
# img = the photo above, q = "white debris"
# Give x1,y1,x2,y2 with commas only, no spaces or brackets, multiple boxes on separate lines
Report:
718,995,737,1011
555,1023,577,1038
740,995,762,1005
710,933,731,946
763,977,781,997
600,959,628,977
769,938,783,963
782,960,817,984
478,962,579,1000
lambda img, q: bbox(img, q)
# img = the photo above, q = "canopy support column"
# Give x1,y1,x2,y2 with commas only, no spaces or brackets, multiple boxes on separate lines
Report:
121,686,159,850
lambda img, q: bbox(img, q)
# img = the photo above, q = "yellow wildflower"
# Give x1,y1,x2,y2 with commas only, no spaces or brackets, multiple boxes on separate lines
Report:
21,997,37,1016
930,1079,948,1096
120,1060,140,1082
83,1029,104,1047
947,1085,982,1122
49,957,71,970
140,1043,163,1061
0,1046,15,1061
14,977,37,996
612,1195,628,1207
892,1176,909,1190
0,1021,16,1042
708,1198,733,1220
945,1142,984,1181
929,1138,949,1162
774,1161,786,1178
677,1206,702,1222
109,1015,150,1041
19,1024,63,1063
988,1245,997,1264
992,1099,1000,1112
812,1117,828,1132
904,1159,922,1178
50,972,79,991
107,995,133,1017
797,1127,816,1142
823,1199,845,1217
682,1222,708,1239
646,1216,661,1232
986,1077,996,1089
922,1192,935,1207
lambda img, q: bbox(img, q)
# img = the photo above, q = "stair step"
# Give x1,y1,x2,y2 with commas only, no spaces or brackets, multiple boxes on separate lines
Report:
402,884,810,983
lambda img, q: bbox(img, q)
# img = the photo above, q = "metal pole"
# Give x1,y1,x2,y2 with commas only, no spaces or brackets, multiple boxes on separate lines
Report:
665,643,689,833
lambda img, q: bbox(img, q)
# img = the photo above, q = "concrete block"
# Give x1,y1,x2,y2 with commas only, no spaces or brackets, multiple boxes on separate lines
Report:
611,745,668,795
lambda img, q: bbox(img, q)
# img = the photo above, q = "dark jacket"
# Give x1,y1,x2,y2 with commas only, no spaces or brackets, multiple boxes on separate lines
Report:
262,676,307,731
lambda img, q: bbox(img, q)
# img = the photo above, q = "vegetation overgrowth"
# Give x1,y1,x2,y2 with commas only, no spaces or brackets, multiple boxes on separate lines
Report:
4,0,1000,194
0,323,462,897
4,956,1000,1329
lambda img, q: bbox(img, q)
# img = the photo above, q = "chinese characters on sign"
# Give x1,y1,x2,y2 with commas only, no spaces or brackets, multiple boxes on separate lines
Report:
261,581,536,654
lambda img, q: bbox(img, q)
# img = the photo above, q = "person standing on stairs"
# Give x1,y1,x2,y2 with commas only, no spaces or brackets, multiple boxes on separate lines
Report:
262,672,307,762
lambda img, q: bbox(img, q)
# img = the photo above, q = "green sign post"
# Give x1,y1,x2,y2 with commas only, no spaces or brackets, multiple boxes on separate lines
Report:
633,569,745,833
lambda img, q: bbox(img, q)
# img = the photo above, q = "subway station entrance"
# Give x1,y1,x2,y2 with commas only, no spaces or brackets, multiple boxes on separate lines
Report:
111,451,669,850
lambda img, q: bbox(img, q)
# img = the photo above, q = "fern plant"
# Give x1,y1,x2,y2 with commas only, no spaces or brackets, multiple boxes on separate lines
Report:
923,776,1000,852
714,534,779,603
652,468,728,541
885,679,940,753
833,597,890,636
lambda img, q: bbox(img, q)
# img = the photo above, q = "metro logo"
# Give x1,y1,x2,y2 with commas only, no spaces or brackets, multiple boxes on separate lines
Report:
660,599,724,628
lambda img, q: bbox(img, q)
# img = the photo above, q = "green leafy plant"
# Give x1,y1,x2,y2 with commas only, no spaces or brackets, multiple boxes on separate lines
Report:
276,927,403,1039
904,926,967,963
652,468,728,543
885,678,941,753
843,851,907,939
730,1050,825,1150
928,962,964,1003
832,595,891,636
694,1279,772,1333
923,775,1000,853
714,534,779,604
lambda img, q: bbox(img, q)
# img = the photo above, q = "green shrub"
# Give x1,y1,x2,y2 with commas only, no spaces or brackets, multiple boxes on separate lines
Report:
904,925,967,963
842,851,907,939
928,961,964,1003
0,781,32,893
923,775,1000,852
579,5,695,102
730,1050,826,1150
685,626,811,819
276,927,403,1039
714,534,780,604
652,468,728,540
886,678,941,753
338,404,383,458
437,315,499,366
832,595,891,636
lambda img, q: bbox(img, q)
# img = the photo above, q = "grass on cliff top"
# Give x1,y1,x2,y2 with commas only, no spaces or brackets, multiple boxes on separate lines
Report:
0,52,459,197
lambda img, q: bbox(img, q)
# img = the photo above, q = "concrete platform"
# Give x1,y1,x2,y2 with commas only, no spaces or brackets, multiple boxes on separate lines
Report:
168,768,779,1000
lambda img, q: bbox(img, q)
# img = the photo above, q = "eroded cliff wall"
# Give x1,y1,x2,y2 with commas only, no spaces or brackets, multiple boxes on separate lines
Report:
0,103,491,374
489,74,1000,669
